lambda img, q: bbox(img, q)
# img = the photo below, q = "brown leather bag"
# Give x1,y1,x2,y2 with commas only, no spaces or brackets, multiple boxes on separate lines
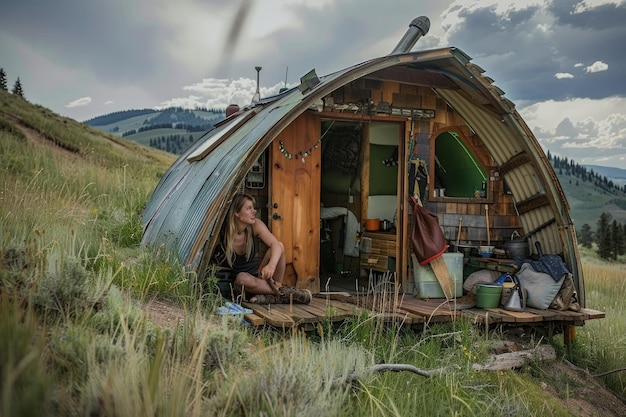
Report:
410,197,447,265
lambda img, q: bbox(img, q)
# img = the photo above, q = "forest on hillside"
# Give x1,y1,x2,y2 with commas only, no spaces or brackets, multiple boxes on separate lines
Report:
548,150,626,195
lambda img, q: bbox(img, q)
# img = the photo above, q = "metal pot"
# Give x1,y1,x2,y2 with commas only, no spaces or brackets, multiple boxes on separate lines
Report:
503,233,529,261
365,218,380,231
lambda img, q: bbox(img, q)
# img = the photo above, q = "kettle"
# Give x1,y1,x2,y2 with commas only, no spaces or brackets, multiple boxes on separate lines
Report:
503,274,526,311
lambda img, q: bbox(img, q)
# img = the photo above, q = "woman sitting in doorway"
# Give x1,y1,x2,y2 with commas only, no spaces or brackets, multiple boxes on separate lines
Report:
221,194,311,304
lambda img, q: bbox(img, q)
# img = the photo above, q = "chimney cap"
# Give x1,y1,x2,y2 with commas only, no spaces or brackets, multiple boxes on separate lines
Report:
390,16,430,55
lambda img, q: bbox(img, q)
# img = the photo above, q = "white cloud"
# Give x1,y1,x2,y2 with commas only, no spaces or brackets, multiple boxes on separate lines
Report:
158,77,296,110
104,100,114,105
585,61,608,73
66,97,92,108
519,97,626,166
555,72,574,79
521,97,625,134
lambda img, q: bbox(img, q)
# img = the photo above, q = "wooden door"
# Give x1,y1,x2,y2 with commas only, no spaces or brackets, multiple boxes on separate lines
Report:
270,112,321,292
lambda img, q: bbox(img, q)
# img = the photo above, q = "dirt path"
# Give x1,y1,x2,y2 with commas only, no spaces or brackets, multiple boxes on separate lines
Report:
543,361,626,416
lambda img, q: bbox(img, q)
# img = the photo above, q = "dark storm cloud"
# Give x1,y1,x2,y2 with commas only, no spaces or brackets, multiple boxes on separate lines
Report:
548,0,626,29
1,0,174,84
441,1,626,102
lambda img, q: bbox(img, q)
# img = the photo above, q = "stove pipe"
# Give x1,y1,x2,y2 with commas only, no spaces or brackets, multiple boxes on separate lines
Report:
389,16,430,55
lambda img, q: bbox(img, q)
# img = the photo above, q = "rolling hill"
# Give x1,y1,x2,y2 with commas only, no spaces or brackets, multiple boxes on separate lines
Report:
85,107,226,153
552,161,626,231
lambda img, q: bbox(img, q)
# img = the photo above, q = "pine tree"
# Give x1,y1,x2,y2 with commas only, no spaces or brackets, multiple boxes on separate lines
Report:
595,212,612,259
578,224,593,248
0,68,7,91
612,221,625,258
11,77,25,99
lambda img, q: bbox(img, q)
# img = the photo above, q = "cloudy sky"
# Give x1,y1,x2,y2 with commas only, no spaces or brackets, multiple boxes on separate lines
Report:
2,0,625,169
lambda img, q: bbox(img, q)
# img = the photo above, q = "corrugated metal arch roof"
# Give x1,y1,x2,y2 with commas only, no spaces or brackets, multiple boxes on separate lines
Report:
141,46,581,298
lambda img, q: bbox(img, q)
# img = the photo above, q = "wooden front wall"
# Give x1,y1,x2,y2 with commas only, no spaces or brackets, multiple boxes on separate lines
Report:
245,78,522,291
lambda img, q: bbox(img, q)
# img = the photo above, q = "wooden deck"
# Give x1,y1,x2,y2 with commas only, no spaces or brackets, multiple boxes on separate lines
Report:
240,294,605,331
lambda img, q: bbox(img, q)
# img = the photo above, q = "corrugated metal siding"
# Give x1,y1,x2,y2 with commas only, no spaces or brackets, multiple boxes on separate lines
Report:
141,60,385,266
142,102,299,265
141,46,583,302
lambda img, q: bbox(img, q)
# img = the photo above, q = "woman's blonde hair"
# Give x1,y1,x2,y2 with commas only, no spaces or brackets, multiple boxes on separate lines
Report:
223,194,255,267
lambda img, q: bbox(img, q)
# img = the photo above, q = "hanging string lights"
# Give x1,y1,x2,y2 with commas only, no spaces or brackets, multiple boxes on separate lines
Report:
277,120,336,163
278,138,322,163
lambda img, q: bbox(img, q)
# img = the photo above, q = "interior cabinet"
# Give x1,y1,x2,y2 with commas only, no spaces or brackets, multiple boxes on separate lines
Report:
360,231,396,272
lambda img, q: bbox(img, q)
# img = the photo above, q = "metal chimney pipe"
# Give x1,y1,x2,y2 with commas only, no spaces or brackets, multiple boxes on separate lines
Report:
390,16,430,55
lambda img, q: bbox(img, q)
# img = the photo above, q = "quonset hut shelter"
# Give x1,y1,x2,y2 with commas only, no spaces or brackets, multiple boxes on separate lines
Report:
141,16,604,331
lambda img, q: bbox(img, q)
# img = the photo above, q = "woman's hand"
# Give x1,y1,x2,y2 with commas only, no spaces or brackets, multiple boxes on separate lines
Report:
259,264,275,280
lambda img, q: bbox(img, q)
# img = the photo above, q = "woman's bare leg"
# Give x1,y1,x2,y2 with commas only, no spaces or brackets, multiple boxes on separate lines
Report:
235,272,278,297
234,247,285,297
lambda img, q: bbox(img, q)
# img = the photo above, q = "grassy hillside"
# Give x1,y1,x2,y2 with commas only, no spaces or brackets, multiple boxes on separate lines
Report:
2,90,625,416
0,89,177,294
555,165,626,230
85,107,224,152
587,164,626,186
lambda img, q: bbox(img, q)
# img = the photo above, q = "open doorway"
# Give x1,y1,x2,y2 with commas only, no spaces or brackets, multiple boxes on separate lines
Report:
360,122,401,292
319,121,364,291
319,120,403,294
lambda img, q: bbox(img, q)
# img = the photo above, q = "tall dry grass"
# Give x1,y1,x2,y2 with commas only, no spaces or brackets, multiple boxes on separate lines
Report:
576,260,626,396
1,91,624,415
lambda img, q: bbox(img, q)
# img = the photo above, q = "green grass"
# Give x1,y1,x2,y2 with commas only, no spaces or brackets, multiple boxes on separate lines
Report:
1,90,625,416
556,169,626,229
574,259,626,396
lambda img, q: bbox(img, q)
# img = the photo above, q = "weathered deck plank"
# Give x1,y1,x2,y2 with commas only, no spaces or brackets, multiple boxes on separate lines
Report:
243,303,295,328
268,303,319,324
240,293,604,330
580,308,605,320
398,298,455,322
485,308,543,323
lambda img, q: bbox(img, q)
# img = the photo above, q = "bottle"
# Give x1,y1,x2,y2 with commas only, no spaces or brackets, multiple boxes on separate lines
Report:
480,181,486,198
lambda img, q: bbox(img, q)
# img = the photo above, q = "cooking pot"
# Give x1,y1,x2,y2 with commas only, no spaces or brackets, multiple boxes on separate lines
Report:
365,218,380,231
503,232,529,261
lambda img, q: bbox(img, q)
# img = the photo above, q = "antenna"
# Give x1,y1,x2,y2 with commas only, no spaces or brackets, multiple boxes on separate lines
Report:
280,66,289,93
251,66,262,103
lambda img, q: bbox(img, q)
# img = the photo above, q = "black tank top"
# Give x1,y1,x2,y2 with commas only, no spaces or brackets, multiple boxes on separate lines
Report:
232,237,258,275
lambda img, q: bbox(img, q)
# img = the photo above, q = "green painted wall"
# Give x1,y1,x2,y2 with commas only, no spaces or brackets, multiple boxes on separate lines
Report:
434,131,486,197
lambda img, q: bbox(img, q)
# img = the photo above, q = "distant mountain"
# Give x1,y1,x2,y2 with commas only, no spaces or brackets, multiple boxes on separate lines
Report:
585,164,626,186
85,107,226,154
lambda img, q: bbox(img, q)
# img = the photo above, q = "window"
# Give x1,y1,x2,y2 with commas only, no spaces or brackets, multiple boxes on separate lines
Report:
434,131,487,198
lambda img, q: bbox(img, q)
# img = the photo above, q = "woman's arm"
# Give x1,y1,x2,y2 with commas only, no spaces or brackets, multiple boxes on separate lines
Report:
253,220,284,280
